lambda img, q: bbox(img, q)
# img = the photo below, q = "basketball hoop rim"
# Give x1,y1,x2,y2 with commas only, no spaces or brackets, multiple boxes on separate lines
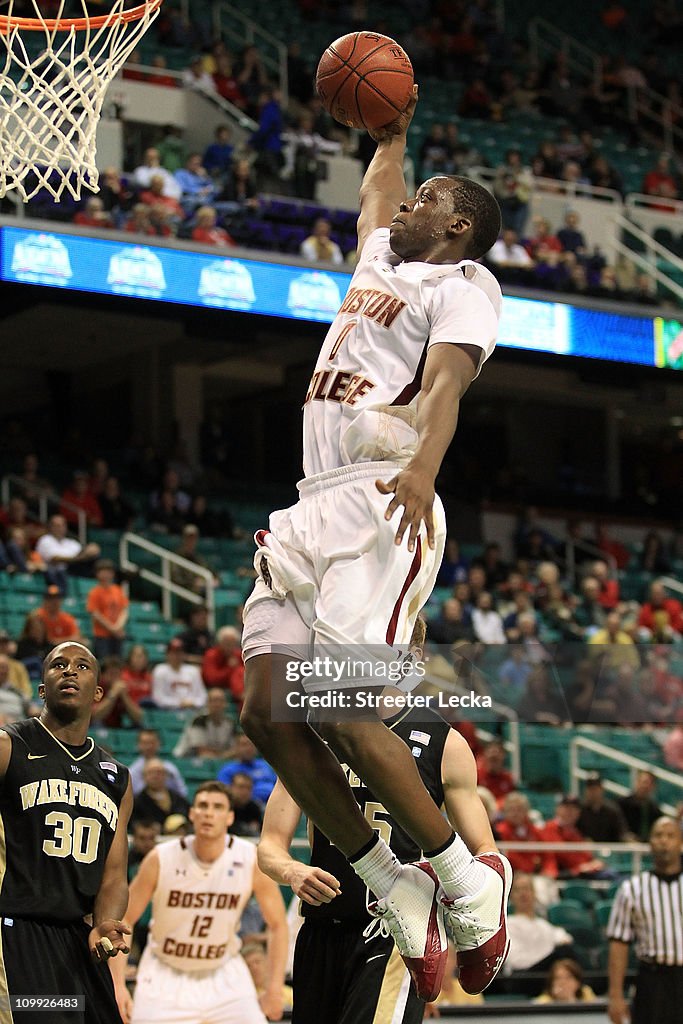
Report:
0,0,162,33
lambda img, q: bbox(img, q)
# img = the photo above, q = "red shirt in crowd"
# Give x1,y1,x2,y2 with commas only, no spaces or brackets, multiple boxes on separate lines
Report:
120,667,153,706
638,598,683,635
495,817,558,877
201,644,244,704
476,761,517,804
541,818,594,876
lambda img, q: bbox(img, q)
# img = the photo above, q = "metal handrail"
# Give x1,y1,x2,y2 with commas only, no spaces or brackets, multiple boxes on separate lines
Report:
612,212,683,304
471,166,622,205
0,473,87,545
528,17,602,89
210,2,288,109
569,735,683,817
119,531,216,629
626,192,683,218
564,537,617,584
117,60,258,131
659,575,683,599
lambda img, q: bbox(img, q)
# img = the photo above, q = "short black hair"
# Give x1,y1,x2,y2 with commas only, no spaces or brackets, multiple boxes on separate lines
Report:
447,176,502,259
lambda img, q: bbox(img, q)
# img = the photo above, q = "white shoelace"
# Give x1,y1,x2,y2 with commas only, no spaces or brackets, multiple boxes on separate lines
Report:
362,917,390,943
443,903,491,946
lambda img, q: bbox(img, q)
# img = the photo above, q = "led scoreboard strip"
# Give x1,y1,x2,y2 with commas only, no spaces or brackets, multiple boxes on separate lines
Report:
0,224,681,371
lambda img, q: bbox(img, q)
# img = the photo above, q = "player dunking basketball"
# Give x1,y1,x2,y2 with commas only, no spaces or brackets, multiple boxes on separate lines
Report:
0,642,132,1024
241,86,511,1000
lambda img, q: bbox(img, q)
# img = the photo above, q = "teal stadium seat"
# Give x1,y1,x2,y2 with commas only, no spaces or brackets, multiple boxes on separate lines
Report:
595,899,615,928
547,900,594,931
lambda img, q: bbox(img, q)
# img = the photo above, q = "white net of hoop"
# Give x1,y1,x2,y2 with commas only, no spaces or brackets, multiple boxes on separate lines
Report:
0,0,161,201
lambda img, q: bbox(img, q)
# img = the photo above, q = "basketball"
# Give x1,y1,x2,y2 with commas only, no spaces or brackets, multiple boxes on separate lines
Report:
315,31,414,131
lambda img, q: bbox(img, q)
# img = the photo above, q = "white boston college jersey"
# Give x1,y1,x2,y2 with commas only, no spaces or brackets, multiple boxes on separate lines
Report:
302,227,502,478
148,834,256,972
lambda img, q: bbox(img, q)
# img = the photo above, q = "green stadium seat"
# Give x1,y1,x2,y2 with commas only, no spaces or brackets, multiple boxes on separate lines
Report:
595,899,614,928
11,573,44,593
562,882,599,907
547,900,594,930
4,591,41,613
128,602,162,623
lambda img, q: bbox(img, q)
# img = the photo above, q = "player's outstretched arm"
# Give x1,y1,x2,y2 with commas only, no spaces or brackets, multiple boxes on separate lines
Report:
258,780,342,906
377,342,480,550
109,845,160,1022
356,85,418,258
252,862,289,1022
89,779,133,962
441,729,497,856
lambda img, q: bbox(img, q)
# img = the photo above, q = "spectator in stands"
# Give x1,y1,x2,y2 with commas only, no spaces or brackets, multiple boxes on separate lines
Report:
427,597,475,647
639,530,671,575
15,615,50,680
151,638,207,710
133,147,182,200
125,203,155,237
587,611,640,675
31,586,81,645
589,558,620,610
218,157,260,208
131,758,190,829
495,792,558,878
300,217,343,265
459,77,493,119
148,489,186,535
191,206,235,247
541,795,611,877
203,125,234,182
436,537,469,587
212,53,246,107
250,87,284,190
419,123,450,180
13,453,55,510
594,522,630,571
176,605,214,665
531,140,563,180
493,149,533,235
91,655,143,728
282,110,341,199
228,771,263,837
498,645,534,698
476,740,516,805
180,55,215,93
236,45,269,116
98,168,135,226
120,644,153,707
139,175,185,223
0,655,28,724
524,216,562,260
60,470,102,528
170,525,219,606
489,228,534,271
618,770,663,842
186,495,228,538
98,476,135,531
504,873,575,980
471,591,507,644
150,468,191,520
573,576,607,637
638,580,683,641
73,197,113,229
0,526,44,575
174,153,216,209
663,712,683,770
588,154,623,194
217,732,277,804
557,210,586,255
534,958,596,1004
128,818,160,872
154,125,185,174
0,497,42,549
201,626,245,707
577,773,627,842
86,559,129,659
128,728,188,797
173,688,236,760
516,666,566,724
146,55,176,89
642,152,679,201
0,632,31,700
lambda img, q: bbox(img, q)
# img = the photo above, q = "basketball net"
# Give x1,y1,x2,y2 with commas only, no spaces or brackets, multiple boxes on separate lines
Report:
0,0,162,202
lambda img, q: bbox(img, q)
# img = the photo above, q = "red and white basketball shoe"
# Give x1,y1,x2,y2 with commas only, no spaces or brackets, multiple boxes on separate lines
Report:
368,862,448,1002
440,852,512,995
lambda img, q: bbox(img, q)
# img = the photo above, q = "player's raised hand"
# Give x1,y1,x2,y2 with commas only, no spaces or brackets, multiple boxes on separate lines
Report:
369,83,418,142
376,465,436,552
89,918,131,961
283,863,342,905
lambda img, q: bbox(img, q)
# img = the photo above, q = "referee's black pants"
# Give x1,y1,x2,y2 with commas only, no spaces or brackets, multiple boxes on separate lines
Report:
632,962,683,1024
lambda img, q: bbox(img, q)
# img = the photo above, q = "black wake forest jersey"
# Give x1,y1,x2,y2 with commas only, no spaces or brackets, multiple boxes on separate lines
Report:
0,718,129,921
304,707,450,921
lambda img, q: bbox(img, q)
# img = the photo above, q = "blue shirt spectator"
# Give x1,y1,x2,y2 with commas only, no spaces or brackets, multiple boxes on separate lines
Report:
217,734,276,803
174,153,216,204
203,126,234,179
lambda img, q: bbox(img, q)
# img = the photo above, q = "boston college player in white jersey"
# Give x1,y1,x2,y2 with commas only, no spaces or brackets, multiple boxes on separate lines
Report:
241,85,512,1002
111,782,287,1024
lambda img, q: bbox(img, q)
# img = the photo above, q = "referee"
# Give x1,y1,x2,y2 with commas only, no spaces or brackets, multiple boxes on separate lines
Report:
607,816,683,1024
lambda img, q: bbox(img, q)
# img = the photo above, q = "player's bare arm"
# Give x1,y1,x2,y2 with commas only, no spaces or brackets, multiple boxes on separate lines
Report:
258,780,342,906
607,939,631,1024
109,846,160,1019
356,85,417,257
0,730,12,779
89,777,133,962
440,729,497,857
377,341,480,551
252,860,289,1022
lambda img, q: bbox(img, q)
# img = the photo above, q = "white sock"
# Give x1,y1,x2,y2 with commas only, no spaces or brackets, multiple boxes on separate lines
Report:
350,837,401,900
427,835,488,900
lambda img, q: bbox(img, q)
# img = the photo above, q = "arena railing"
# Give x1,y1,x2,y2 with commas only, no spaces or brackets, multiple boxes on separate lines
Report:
0,473,87,545
626,193,683,218
209,1,289,109
611,212,683,304
528,17,602,91
119,530,216,629
569,734,683,819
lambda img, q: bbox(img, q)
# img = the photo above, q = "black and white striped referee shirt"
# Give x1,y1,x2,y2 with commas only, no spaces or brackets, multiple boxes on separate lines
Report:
607,870,683,966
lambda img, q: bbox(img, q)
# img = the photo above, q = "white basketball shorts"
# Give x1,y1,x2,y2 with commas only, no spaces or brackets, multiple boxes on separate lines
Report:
241,462,446,687
131,950,266,1024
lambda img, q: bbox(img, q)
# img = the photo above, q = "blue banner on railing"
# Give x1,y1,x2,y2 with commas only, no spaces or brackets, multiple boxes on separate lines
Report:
1,225,680,369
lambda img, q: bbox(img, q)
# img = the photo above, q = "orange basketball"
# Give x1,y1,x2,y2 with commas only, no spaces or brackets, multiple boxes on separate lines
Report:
315,31,414,131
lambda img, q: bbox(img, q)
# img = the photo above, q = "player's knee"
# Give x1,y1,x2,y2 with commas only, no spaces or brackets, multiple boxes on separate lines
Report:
317,720,362,760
